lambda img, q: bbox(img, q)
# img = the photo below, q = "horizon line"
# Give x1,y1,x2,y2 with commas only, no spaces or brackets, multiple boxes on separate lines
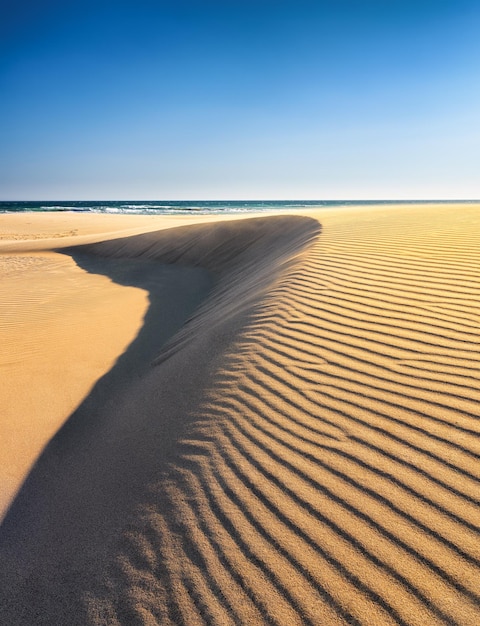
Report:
2,198,480,203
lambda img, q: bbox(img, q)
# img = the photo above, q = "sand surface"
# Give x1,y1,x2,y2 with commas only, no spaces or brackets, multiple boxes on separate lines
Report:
0,205,479,625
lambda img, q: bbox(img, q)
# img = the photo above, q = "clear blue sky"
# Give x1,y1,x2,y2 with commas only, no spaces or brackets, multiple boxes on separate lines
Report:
2,0,480,199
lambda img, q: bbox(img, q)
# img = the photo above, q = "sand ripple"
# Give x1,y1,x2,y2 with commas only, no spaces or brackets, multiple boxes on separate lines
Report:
1,207,479,625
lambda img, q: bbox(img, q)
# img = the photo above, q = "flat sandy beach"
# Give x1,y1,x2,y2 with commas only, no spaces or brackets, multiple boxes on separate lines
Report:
1,204,479,625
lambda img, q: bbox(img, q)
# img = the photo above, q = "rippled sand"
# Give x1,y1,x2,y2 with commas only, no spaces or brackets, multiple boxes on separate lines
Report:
1,205,479,625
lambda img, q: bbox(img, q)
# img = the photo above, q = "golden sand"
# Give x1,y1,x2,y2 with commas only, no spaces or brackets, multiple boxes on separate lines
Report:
0,205,479,625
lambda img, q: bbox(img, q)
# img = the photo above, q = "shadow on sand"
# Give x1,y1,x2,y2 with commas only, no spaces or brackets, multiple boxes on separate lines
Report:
0,250,212,621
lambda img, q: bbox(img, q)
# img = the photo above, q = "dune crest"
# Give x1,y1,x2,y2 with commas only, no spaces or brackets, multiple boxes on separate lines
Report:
0,215,320,624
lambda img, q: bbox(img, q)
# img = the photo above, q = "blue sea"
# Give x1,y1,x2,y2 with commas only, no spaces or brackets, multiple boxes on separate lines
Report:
0,200,475,215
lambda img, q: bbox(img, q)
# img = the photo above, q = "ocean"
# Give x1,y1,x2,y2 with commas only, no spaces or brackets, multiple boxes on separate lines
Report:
0,200,474,215
0,200,475,215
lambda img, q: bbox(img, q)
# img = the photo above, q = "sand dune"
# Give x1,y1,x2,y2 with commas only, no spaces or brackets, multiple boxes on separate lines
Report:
1,205,480,625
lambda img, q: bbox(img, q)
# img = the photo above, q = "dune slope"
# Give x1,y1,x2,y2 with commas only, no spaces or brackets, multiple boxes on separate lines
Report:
0,215,320,625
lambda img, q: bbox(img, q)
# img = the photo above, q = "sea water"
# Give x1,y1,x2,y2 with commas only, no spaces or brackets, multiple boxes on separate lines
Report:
0,200,475,215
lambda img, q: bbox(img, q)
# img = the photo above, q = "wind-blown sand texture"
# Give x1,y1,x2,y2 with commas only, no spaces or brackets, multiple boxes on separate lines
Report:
0,204,479,625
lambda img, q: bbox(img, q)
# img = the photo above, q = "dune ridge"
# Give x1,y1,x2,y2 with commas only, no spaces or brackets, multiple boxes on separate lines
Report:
0,215,320,624
1,206,480,625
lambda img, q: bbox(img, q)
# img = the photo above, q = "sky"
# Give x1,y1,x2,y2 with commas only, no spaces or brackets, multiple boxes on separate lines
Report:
1,0,480,200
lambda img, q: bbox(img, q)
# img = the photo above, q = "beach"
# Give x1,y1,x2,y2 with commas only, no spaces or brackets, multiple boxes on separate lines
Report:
1,204,480,625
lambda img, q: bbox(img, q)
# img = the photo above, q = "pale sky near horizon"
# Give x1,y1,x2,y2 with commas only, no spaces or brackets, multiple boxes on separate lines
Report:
2,0,480,200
